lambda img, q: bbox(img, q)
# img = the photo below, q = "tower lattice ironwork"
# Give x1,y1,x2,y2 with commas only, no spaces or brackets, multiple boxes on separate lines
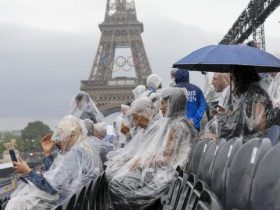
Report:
81,0,152,116
220,0,280,50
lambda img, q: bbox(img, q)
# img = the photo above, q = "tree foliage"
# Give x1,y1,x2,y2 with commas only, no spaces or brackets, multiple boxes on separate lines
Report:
21,121,50,141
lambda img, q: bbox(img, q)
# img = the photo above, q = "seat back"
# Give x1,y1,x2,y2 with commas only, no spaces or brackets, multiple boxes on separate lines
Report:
195,190,223,210
176,173,196,210
225,138,272,210
200,140,226,186
54,206,63,210
168,170,184,209
211,137,242,204
75,186,86,210
191,139,209,175
163,166,181,205
90,175,102,210
186,180,205,210
251,143,280,210
83,179,94,210
64,194,76,210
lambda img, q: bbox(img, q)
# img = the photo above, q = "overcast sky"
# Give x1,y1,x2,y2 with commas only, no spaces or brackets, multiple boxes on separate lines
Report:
0,0,279,130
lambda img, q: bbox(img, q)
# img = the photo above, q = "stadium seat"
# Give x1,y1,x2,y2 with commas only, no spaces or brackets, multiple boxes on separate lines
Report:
95,172,112,210
83,179,94,210
175,173,196,210
225,138,272,210
165,170,184,210
90,174,103,210
161,166,181,205
251,143,280,210
75,186,87,210
195,189,223,210
53,205,63,210
211,137,242,204
185,180,206,210
188,139,209,175
200,139,226,186
63,194,76,210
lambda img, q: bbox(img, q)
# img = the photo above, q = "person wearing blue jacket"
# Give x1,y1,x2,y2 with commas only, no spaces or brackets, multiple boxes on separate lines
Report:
175,68,207,130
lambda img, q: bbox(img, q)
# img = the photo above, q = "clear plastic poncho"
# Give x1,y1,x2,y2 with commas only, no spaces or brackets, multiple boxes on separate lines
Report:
268,72,280,108
113,104,133,148
6,115,100,210
107,88,197,209
141,74,162,104
203,83,274,140
70,91,104,123
132,85,146,100
83,119,113,165
106,98,162,178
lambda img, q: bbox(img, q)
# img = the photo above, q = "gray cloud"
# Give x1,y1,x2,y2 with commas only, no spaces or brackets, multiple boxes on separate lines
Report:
0,1,279,130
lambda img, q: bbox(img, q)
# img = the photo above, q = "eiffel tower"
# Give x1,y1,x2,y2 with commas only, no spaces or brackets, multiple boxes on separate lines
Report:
81,0,152,116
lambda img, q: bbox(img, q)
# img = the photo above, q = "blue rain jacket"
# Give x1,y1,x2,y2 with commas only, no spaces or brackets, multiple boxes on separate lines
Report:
175,69,207,129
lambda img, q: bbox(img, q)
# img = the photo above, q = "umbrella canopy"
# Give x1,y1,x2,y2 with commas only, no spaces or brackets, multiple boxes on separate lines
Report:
173,44,280,72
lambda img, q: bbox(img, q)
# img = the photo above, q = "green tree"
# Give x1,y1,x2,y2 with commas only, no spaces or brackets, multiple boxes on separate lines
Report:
22,121,50,140
21,121,51,153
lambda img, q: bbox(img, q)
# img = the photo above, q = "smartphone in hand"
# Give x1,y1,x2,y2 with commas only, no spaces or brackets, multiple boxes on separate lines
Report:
9,149,18,163
9,149,28,184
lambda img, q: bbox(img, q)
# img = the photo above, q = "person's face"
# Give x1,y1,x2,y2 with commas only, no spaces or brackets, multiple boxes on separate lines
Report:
212,74,226,92
53,129,76,152
160,99,168,116
132,112,150,128
55,135,75,152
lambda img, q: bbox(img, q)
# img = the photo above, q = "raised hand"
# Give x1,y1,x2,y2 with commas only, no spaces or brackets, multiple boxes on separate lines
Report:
41,132,54,156
13,156,31,175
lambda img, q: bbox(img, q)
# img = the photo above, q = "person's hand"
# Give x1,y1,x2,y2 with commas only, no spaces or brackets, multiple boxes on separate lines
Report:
13,157,32,175
120,123,130,135
41,132,54,156
187,119,195,128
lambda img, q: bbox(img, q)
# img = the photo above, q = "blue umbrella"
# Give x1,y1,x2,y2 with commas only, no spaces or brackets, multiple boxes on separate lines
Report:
173,44,280,72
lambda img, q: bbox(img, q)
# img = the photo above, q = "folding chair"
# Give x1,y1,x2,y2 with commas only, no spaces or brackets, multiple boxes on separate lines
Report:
251,143,280,210
63,194,76,210
164,170,184,210
186,180,206,210
195,190,223,210
75,186,87,210
211,137,242,204
225,138,272,210
161,166,181,205
176,173,196,210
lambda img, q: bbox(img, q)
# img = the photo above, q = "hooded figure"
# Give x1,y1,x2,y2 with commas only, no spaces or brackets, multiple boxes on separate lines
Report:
105,97,162,180
83,119,112,166
6,115,99,210
70,91,104,123
113,104,133,148
141,74,162,103
107,88,196,209
175,69,207,130
132,85,146,100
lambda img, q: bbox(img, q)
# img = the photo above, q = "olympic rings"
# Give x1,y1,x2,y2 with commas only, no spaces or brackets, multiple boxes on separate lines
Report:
105,55,139,72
